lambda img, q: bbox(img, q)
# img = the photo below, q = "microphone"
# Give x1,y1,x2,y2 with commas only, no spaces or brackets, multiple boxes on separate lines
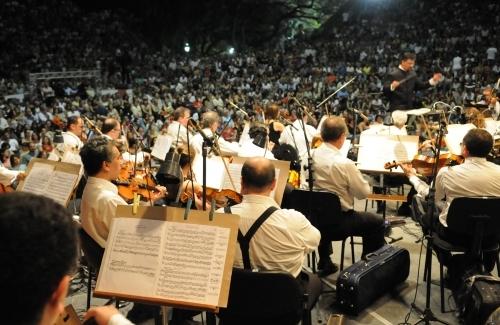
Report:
228,100,249,118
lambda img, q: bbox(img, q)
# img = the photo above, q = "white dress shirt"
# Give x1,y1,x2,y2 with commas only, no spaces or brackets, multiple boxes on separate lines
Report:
192,128,240,157
305,142,371,211
166,120,189,147
80,177,128,247
62,131,84,152
122,151,150,166
435,157,500,226
219,194,320,277
279,120,317,163
109,314,134,325
238,140,275,159
0,166,19,186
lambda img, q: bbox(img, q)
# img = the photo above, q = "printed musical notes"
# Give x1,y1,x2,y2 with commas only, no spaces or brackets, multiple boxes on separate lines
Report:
95,207,238,309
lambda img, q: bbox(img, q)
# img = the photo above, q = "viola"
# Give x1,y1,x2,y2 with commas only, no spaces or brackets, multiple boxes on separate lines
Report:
384,153,464,176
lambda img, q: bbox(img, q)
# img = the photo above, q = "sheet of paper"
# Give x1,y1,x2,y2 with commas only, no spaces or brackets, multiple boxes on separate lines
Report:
445,123,476,156
45,171,79,206
221,163,242,192
98,218,230,307
157,222,229,306
340,139,351,158
151,135,173,160
357,134,419,172
192,155,225,190
221,163,280,197
21,163,55,196
21,163,78,206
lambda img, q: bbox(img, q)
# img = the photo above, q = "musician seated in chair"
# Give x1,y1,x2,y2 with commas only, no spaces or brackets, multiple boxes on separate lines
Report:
401,128,500,272
80,136,166,323
218,157,321,299
304,117,386,276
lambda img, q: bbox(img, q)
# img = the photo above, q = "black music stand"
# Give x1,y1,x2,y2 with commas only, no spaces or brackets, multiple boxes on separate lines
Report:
413,114,450,325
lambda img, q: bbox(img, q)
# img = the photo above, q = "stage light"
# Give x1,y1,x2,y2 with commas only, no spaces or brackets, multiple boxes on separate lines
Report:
184,43,190,53
228,47,235,55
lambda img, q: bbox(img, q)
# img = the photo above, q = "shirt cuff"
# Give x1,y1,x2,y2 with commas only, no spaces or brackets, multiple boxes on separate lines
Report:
108,313,135,325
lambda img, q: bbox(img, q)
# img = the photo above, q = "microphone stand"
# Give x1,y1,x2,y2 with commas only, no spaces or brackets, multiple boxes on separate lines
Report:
188,120,214,211
297,108,314,193
413,110,450,325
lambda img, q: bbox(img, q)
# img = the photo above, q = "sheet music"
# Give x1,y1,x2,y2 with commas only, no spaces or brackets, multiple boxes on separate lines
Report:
445,123,476,156
98,218,230,306
151,135,173,160
221,163,242,192
221,163,280,197
341,139,351,158
157,222,229,306
192,155,225,190
21,163,55,196
21,163,78,206
357,134,419,172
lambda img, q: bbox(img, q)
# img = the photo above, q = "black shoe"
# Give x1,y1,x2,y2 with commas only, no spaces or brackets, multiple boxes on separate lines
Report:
317,262,339,277
397,203,412,217
126,303,160,323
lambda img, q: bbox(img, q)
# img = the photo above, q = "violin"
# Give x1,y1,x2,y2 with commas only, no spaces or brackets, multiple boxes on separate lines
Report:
0,184,14,194
115,162,164,203
180,183,242,207
384,153,464,176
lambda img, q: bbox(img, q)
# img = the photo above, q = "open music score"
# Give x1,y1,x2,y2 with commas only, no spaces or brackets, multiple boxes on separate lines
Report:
151,134,173,160
17,158,81,207
94,205,240,311
357,134,419,173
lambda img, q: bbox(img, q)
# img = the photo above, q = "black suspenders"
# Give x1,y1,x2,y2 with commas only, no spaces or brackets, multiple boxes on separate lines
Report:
225,206,278,270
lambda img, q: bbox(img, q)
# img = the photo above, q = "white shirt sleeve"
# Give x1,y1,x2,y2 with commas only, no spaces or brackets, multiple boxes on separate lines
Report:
408,175,430,197
346,162,371,199
429,77,438,86
0,167,19,186
108,313,135,325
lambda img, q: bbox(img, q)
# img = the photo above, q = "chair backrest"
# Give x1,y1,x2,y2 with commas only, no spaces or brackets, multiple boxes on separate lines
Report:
78,227,104,271
446,197,500,254
282,189,342,228
217,268,304,325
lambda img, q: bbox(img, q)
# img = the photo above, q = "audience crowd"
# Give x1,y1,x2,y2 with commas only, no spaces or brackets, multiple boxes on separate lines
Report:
0,0,498,169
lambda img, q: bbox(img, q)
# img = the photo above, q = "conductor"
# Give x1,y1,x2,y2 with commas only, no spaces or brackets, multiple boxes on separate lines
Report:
383,52,443,111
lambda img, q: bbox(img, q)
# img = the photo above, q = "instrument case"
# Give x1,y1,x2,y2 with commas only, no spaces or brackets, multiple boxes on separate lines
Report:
336,244,410,314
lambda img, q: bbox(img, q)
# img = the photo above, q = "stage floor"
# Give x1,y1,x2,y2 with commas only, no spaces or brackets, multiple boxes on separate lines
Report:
67,193,485,325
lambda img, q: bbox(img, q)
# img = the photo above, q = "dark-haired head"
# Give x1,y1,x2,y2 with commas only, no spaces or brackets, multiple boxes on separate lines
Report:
462,128,493,158
0,192,78,324
80,136,117,176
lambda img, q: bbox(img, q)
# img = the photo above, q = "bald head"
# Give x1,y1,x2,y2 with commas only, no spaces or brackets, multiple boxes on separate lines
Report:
201,111,220,130
241,157,276,194
101,118,121,139
321,116,348,142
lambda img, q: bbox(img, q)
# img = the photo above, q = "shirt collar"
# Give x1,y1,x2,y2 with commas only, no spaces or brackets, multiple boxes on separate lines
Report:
87,176,118,193
242,194,279,207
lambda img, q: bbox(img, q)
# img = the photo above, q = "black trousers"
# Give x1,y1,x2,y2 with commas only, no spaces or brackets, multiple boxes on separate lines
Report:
318,210,386,263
